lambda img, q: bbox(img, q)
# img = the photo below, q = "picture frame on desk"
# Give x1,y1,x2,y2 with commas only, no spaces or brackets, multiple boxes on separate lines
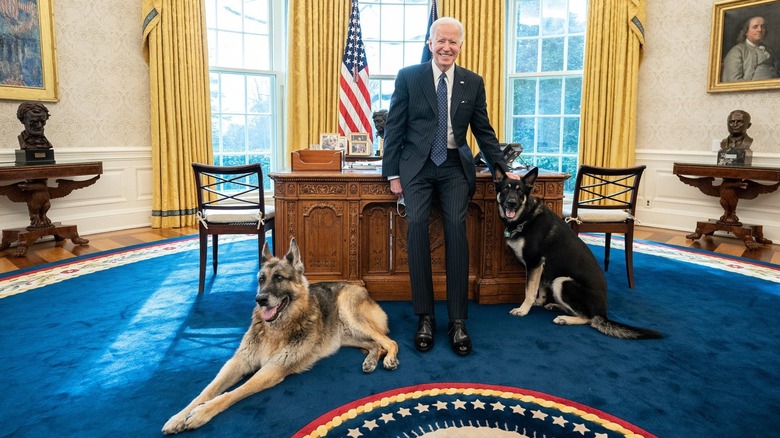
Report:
0,0,59,102
319,133,340,150
707,0,780,93
347,139,372,157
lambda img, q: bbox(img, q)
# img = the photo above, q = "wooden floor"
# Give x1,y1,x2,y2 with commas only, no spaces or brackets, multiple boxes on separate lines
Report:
1,225,779,274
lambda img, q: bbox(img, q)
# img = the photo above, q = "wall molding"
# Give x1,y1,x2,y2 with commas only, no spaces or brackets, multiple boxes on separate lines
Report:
3,148,779,244
1,148,154,236
636,149,780,242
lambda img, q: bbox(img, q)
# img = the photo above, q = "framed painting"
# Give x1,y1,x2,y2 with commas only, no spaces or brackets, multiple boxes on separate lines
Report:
0,0,59,101
707,0,780,93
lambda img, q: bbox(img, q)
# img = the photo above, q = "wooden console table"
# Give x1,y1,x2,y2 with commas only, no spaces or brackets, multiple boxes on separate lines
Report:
269,168,569,304
672,162,780,249
0,161,103,257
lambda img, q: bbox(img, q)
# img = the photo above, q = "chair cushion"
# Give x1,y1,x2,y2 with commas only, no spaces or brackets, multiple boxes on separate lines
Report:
204,212,262,223
568,208,631,223
197,207,274,230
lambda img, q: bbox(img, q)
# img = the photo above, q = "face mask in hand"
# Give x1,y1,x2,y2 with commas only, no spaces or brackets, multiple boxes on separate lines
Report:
396,197,406,217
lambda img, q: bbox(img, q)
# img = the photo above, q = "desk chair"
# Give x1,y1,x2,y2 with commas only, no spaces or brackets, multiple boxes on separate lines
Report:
192,163,275,293
565,165,646,288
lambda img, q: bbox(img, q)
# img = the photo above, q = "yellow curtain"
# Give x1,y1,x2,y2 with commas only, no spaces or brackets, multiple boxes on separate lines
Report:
442,0,506,150
142,0,212,228
285,0,350,166
579,0,645,168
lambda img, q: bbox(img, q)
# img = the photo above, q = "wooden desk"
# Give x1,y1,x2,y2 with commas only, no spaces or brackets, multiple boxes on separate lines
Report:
269,168,569,304
672,162,780,249
0,161,103,256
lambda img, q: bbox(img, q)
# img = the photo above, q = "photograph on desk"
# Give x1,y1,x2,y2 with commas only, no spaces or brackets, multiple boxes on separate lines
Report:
319,133,341,150
347,133,372,156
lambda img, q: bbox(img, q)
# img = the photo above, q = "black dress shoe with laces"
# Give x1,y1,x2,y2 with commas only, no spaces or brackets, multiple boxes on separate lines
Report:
414,315,435,352
448,319,472,356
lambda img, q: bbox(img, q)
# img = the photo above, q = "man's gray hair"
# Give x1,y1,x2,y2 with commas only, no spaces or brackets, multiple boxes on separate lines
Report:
429,16,465,43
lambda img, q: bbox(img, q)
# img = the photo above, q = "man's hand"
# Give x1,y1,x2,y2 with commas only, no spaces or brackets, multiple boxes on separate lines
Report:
389,178,403,198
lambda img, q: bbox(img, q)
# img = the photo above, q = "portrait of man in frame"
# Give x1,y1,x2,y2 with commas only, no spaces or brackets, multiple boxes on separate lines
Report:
708,0,780,93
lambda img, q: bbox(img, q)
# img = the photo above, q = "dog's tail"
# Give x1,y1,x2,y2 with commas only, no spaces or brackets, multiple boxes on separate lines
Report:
590,316,663,340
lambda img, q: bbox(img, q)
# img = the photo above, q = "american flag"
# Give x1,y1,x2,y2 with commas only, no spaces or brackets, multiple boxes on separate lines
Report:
339,0,373,142
421,0,439,63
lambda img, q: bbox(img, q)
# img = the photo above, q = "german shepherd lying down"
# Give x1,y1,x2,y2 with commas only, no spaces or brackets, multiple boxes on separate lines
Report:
162,238,399,434
493,166,662,340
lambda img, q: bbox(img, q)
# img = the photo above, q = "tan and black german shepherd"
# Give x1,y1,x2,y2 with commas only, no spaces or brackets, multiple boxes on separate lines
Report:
493,166,662,340
162,238,399,434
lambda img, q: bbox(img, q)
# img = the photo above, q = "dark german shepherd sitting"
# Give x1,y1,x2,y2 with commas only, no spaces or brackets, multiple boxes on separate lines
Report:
493,166,662,340
162,238,399,434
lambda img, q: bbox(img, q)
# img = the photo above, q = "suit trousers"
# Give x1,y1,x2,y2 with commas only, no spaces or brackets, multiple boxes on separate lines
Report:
403,149,470,320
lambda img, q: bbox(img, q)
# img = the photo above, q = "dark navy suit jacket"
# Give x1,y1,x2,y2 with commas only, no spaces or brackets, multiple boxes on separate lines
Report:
381,62,507,197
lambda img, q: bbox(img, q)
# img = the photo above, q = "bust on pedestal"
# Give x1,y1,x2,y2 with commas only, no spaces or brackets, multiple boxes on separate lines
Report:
15,102,56,165
717,109,753,166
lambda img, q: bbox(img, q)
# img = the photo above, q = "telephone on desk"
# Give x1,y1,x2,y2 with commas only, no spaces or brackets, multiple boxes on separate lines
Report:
475,143,528,170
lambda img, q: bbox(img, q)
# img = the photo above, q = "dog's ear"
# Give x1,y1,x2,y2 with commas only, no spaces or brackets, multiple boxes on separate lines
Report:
261,240,274,265
493,166,507,183
285,237,305,274
522,167,539,189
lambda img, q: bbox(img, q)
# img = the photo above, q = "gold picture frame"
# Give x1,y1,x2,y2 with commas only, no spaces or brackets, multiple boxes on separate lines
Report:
707,0,780,93
347,139,372,157
347,132,372,156
0,0,59,102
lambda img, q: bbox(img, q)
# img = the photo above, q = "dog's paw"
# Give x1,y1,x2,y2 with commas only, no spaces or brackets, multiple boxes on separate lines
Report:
180,403,216,431
544,303,565,312
383,356,399,370
509,306,530,317
161,412,188,435
553,315,569,325
362,357,378,373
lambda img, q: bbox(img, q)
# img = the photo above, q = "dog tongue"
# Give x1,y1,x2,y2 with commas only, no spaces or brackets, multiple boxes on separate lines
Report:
505,208,516,219
261,305,279,322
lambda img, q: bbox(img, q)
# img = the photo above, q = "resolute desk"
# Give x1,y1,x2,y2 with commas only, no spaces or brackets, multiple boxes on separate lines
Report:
270,168,569,304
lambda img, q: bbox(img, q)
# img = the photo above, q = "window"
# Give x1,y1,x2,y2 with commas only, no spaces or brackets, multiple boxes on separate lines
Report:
507,0,587,192
360,0,430,150
205,0,286,190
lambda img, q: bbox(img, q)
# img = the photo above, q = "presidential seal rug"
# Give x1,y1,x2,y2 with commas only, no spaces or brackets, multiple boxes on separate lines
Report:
293,383,654,438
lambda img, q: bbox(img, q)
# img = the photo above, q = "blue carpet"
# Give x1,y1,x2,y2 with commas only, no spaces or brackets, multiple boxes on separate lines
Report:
1,237,778,437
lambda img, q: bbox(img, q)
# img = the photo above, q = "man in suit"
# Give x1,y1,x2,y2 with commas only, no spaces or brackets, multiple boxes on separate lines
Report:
382,16,515,356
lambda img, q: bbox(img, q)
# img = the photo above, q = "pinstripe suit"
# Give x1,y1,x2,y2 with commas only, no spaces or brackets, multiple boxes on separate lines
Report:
382,61,508,320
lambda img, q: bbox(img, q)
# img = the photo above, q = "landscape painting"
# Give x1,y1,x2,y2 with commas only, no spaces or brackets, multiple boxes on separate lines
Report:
0,0,59,101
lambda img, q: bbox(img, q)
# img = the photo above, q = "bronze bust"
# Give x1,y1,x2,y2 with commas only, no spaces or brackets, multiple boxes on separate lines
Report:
372,109,388,139
719,109,753,151
17,102,53,151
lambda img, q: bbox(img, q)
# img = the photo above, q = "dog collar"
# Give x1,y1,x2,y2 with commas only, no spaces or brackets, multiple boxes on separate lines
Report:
504,223,524,238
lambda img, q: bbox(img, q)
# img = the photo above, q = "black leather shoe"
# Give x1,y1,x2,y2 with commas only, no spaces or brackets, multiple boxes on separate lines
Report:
414,315,435,352
448,319,472,356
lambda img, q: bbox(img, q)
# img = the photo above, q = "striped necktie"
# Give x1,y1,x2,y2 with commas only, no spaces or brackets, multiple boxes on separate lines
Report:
431,72,448,166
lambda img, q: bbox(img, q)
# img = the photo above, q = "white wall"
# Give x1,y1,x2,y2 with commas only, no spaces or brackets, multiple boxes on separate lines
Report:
0,1,152,235
0,149,153,234
635,1,780,241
